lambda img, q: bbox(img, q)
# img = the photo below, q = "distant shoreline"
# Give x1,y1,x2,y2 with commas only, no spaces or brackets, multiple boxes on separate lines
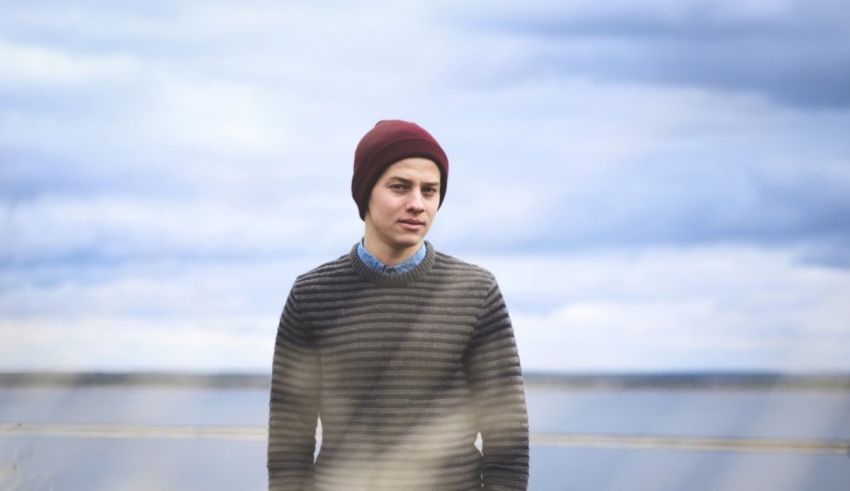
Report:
1,371,849,390
523,372,850,391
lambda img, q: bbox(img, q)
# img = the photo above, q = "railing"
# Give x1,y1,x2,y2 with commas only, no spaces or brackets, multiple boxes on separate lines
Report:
3,423,848,456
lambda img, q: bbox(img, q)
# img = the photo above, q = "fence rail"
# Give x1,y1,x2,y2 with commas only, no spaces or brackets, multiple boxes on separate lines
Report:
2,423,848,456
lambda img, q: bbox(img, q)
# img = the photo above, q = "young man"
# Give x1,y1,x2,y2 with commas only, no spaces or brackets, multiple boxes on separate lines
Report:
268,120,529,490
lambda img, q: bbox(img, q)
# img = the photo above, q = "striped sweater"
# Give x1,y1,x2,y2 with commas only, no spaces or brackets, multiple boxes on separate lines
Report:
268,241,529,490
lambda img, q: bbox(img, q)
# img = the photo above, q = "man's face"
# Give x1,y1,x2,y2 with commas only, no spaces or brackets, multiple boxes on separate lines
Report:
364,157,441,256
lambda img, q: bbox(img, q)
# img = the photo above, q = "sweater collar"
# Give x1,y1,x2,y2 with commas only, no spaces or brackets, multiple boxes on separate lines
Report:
357,240,427,274
349,241,436,284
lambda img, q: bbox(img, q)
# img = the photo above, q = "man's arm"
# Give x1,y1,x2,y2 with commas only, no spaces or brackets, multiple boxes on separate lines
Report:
465,279,530,490
268,289,320,490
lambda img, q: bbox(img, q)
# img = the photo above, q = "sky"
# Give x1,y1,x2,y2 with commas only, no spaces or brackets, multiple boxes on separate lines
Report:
1,0,849,373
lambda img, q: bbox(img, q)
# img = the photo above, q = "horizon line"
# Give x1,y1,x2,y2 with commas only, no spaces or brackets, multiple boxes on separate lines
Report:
2,370,849,390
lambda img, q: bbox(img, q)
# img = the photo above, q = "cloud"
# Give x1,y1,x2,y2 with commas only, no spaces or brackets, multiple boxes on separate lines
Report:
0,39,139,89
0,258,304,370
494,246,850,372
1,194,359,265
0,317,275,371
461,0,850,108
431,82,850,260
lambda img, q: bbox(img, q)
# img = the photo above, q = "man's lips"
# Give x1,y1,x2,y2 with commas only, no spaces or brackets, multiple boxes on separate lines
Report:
398,219,425,227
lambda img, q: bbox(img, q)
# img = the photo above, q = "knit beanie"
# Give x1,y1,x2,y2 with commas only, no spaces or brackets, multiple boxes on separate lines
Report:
352,120,449,220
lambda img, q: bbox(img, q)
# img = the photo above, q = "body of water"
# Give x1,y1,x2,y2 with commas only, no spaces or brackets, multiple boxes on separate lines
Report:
1,382,849,490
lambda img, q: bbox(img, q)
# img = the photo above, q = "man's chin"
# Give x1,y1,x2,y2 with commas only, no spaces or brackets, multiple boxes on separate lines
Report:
389,235,423,249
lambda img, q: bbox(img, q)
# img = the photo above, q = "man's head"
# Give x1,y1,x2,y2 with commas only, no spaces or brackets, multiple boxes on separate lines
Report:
351,120,448,221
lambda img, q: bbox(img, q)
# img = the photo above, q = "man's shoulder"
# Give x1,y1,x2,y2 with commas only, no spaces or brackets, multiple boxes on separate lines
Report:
292,251,353,288
433,249,497,286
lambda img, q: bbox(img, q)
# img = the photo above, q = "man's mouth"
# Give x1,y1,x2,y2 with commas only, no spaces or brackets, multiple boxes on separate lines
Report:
399,219,425,227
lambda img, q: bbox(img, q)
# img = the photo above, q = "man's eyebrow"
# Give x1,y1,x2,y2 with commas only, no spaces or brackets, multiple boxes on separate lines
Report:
386,176,412,183
385,176,440,187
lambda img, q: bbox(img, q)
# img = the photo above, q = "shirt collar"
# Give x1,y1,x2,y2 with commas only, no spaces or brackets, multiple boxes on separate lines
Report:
357,240,427,274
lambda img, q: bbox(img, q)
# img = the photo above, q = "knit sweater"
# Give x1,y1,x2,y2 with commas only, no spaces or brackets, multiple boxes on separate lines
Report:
268,241,529,490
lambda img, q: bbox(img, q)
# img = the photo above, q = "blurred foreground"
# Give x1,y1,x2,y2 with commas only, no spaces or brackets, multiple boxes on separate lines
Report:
1,372,849,490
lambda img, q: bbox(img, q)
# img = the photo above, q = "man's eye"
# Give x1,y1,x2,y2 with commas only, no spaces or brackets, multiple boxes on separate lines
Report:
423,188,437,195
390,184,407,191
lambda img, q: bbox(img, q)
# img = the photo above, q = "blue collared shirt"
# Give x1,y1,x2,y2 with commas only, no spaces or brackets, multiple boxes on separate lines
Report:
357,241,426,274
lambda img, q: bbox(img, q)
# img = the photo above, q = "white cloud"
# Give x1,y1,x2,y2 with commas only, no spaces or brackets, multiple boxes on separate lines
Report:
0,39,140,87
1,193,358,262
493,246,850,372
0,317,275,371
0,258,308,371
140,77,292,157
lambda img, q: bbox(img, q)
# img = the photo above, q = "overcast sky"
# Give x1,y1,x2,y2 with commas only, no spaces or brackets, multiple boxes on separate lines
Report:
2,0,849,373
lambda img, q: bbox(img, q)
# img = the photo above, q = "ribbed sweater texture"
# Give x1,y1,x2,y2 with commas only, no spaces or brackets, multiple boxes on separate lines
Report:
268,242,529,490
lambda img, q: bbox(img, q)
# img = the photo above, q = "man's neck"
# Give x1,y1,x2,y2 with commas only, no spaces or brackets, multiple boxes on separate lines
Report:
361,237,422,266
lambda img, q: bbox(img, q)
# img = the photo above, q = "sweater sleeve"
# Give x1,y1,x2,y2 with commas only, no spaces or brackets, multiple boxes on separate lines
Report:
465,279,530,490
268,288,320,490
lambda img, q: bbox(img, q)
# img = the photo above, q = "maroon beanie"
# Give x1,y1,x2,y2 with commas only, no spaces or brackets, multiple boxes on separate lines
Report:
351,120,449,220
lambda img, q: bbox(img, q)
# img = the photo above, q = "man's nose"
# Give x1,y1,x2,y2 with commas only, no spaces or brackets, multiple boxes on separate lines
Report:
406,190,425,212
